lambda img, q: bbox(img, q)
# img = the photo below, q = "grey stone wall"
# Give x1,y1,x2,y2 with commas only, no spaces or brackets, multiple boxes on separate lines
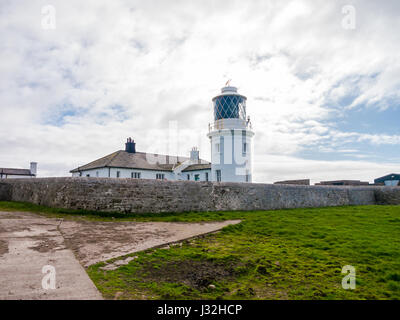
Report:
0,183,12,201
1,177,394,214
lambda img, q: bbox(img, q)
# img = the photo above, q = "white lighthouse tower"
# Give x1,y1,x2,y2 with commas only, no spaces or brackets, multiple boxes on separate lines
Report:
207,84,254,183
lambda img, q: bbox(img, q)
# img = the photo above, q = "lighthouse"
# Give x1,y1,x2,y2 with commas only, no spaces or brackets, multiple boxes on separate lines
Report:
207,85,255,183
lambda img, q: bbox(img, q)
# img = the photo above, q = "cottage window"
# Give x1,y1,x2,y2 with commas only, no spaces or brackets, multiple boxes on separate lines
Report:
132,172,141,179
156,173,165,180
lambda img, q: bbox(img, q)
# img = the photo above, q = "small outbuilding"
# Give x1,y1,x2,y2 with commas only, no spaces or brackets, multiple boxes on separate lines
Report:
315,180,370,186
274,179,310,186
374,174,400,186
0,162,37,179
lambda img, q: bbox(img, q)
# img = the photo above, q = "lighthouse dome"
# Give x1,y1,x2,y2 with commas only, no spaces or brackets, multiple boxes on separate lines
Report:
212,86,247,121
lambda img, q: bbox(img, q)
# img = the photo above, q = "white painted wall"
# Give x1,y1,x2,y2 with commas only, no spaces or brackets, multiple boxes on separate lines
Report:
208,128,254,183
72,167,174,180
72,167,211,182
181,170,211,182
0,175,34,179
384,180,399,186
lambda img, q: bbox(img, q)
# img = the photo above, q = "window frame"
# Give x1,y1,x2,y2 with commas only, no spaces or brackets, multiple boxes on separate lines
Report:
131,172,141,179
216,170,221,182
156,173,165,180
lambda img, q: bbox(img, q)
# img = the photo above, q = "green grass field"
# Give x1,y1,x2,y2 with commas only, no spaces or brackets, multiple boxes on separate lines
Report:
1,202,399,299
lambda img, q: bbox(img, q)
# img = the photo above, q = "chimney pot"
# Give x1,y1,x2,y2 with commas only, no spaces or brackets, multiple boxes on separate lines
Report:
125,138,136,153
30,162,37,176
190,147,200,162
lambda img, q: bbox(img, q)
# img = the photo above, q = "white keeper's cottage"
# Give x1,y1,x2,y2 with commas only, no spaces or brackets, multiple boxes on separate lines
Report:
70,141,211,181
70,85,254,182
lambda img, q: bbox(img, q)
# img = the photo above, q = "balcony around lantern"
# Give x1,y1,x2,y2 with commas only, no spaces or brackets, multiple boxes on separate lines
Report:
208,118,253,133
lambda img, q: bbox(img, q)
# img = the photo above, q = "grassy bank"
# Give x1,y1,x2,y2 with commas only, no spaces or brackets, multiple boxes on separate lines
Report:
1,202,399,299
86,205,400,300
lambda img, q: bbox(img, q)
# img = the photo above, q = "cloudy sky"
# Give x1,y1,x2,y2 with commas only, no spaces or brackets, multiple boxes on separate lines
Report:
1,0,400,183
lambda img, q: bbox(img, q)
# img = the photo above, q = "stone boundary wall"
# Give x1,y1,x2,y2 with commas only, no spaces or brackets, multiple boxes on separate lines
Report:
2,177,399,214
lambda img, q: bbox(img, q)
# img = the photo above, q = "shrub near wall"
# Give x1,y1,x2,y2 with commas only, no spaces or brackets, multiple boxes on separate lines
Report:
0,183,12,201
374,187,400,205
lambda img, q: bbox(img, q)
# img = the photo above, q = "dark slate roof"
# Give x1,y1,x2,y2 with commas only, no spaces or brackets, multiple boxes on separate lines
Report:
274,179,310,185
316,180,370,186
374,173,400,183
181,163,211,172
70,150,210,173
0,168,33,176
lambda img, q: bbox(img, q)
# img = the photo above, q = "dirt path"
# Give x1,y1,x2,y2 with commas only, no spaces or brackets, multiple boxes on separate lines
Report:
0,211,240,300
60,219,240,267
0,211,102,300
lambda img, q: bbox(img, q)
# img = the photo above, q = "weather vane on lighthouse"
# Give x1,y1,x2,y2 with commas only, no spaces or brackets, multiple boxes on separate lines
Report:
225,79,232,86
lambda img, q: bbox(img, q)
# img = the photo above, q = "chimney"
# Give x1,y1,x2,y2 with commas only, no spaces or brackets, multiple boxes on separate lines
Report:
125,137,136,153
30,162,37,177
190,147,199,162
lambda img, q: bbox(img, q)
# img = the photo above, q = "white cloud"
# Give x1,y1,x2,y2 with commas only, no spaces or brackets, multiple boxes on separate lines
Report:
0,0,399,181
